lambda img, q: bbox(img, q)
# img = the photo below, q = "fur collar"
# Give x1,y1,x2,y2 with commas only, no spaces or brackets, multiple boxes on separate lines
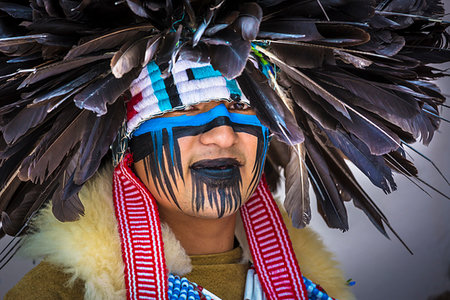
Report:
20,167,354,300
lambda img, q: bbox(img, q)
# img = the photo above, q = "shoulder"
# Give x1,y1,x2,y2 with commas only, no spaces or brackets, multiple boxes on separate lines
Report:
5,261,84,299
282,211,355,300
15,166,126,299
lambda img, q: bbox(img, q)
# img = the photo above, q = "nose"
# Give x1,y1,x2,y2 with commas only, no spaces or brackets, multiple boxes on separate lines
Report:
199,124,238,148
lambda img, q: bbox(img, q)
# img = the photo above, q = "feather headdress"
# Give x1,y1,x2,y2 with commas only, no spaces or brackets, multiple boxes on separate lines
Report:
0,0,448,252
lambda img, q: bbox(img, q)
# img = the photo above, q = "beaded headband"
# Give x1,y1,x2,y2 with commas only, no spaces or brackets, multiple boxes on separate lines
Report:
127,59,250,136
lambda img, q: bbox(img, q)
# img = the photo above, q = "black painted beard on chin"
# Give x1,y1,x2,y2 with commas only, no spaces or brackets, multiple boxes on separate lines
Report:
137,143,247,218
190,158,243,217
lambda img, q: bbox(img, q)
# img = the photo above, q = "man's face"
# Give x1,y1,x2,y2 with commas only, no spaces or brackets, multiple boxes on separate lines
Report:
132,101,269,218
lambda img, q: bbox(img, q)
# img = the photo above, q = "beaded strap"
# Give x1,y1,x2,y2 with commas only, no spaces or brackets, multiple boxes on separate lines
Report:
302,276,336,300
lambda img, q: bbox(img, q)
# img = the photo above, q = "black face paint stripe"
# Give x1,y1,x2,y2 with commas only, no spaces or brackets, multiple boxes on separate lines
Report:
172,116,261,138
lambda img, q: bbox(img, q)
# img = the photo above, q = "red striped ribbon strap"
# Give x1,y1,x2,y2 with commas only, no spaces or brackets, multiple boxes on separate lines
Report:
241,176,308,300
113,154,168,300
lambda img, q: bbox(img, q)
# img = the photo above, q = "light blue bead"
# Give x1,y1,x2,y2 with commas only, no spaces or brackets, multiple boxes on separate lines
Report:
167,273,215,300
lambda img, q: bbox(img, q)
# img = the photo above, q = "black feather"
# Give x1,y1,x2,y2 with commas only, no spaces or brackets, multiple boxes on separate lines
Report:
235,3,262,40
325,128,397,193
73,67,140,116
237,62,304,145
64,25,155,60
0,2,32,20
210,28,251,79
259,19,324,41
304,135,349,230
74,100,125,184
18,54,112,88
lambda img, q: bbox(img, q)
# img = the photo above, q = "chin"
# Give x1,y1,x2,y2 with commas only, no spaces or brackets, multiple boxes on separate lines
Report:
186,205,241,219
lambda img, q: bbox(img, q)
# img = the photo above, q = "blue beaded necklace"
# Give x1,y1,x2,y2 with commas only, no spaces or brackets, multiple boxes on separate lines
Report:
167,272,337,300
168,273,220,300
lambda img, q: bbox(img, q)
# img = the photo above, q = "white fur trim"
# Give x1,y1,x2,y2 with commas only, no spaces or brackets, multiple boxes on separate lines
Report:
20,166,126,300
20,166,192,299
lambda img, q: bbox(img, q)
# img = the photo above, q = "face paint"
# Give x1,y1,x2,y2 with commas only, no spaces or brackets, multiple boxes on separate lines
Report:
130,103,270,217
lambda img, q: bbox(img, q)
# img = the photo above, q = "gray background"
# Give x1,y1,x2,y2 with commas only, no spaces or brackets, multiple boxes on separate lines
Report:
1,4,450,299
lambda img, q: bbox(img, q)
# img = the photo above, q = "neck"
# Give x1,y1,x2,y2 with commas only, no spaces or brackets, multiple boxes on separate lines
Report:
158,207,237,255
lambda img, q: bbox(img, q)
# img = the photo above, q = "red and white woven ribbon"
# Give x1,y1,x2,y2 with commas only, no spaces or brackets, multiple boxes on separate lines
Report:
113,154,168,300
113,155,306,300
241,176,308,300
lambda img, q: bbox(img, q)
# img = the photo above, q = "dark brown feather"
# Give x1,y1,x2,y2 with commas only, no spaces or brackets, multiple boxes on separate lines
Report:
271,43,335,69
2,103,51,145
74,100,125,184
324,128,397,193
18,106,87,183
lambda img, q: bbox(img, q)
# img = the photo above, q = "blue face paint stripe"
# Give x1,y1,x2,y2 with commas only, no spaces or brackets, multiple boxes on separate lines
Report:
168,128,175,168
134,104,265,137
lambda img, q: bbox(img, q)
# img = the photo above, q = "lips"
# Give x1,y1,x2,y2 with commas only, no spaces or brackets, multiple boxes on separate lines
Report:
190,158,241,180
